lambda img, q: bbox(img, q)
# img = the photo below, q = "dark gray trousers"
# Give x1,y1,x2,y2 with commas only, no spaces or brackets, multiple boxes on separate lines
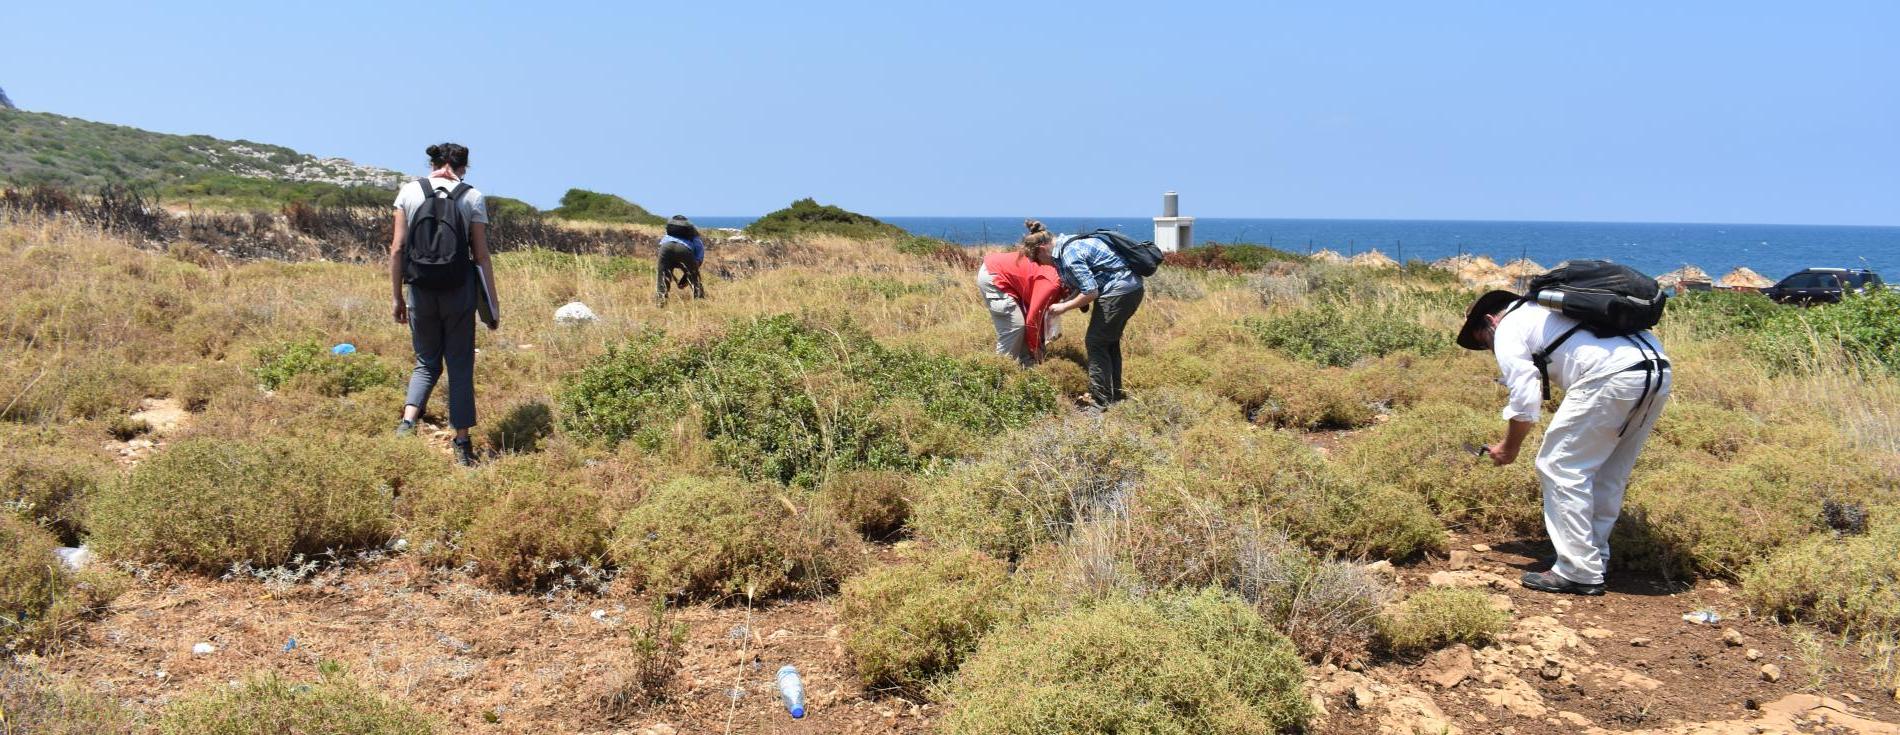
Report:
1085,288,1144,407
405,278,478,429
657,241,704,302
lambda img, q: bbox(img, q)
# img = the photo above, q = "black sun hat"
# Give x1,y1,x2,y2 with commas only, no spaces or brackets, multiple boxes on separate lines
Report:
1456,290,1522,350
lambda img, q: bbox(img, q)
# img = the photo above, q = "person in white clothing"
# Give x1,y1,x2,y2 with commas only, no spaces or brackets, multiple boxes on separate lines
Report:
1457,290,1671,596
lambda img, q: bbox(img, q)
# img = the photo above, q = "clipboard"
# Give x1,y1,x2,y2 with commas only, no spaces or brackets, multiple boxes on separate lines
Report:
475,265,500,330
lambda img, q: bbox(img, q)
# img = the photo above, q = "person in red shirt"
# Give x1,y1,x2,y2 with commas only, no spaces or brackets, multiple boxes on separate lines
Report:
977,220,1066,365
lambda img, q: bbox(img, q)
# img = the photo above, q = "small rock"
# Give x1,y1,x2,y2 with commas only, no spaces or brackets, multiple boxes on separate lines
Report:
1363,559,1396,582
1488,593,1515,613
1630,637,1652,647
1348,686,1377,710
1472,543,1492,553
1448,550,1472,570
639,725,677,735
554,301,598,324
1745,648,1763,661
1540,658,1565,681
767,628,793,642
1556,711,1592,727
1424,644,1474,689
1579,627,1614,640
191,642,216,656
590,609,607,621
1344,659,1365,672
1723,628,1745,646
1761,664,1782,682
1843,692,1862,704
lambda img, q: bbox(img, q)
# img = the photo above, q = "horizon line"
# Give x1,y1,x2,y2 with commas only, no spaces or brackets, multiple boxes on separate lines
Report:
691,214,1900,230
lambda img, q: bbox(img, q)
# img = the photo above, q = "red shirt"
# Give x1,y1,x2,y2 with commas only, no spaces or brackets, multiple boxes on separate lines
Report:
983,252,1063,359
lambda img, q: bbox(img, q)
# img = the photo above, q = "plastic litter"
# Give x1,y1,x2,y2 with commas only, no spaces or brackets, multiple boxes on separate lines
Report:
192,642,216,655
331,343,357,355
284,638,297,652
554,301,598,324
590,609,607,622
777,665,806,719
53,545,91,570
1682,609,1722,625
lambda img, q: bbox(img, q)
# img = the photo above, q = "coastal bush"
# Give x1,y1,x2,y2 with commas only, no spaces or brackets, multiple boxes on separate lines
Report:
1339,402,1544,533
547,188,664,225
485,400,555,453
0,516,126,651
1376,588,1510,653
1,446,106,543
159,668,435,735
912,415,1162,560
1247,301,1448,367
462,457,612,591
837,547,1013,693
1207,355,1377,430
815,469,912,540
611,476,863,602
1141,268,1206,300
1752,289,1900,374
1164,243,1305,272
1665,290,1780,339
252,339,398,396
1742,523,1900,640
744,197,906,240
0,663,138,735
941,589,1311,735
89,436,404,572
559,315,1055,486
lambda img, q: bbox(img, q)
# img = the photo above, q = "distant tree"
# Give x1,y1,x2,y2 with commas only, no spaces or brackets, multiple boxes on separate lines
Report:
549,188,664,225
745,198,907,240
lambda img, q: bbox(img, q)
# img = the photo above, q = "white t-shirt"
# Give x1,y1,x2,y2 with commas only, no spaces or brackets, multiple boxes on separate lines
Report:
1493,302,1666,423
393,177,488,225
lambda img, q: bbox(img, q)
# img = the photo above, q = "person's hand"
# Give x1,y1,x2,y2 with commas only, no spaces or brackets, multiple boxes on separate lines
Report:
487,317,500,331
393,299,407,325
1487,443,1517,466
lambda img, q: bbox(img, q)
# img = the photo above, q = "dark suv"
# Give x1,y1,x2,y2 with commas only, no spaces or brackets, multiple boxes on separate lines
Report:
1762,268,1885,305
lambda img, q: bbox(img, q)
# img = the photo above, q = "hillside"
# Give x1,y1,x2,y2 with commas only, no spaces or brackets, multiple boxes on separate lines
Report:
0,106,402,192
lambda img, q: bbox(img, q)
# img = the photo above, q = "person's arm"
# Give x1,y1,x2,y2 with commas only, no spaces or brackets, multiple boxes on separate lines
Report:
389,208,408,324
1489,419,1535,465
1022,275,1059,361
471,222,498,329
691,236,706,266
1488,310,1542,464
1049,246,1099,315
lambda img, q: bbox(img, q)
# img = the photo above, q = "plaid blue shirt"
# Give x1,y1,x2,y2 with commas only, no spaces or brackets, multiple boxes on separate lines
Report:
1056,236,1143,297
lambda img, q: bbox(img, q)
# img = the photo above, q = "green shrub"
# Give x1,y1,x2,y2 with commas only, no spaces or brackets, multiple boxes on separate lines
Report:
744,198,907,240
158,668,434,735
1377,587,1510,653
611,476,863,602
560,315,1055,486
1665,289,1780,339
1247,300,1448,367
1752,289,1900,374
1340,402,1544,533
0,516,126,651
548,188,664,225
252,340,398,396
815,469,912,540
462,457,612,591
1743,523,1900,639
1206,354,1376,430
90,436,406,572
837,547,1012,693
1,447,106,543
913,415,1163,560
942,590,1311,735
485,401,555,453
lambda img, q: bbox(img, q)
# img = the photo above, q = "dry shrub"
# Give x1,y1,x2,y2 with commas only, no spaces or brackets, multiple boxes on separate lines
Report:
1647,399,1767,461
1376,587,1511,653
89,436,408,572
0,444,108,543
1115,386,1243,438
461,456,613,591
942,589,1311,735
0,516,127,652
604,596,689,714
611,476,863,602
485,400,556,453
1743,522,1900,643
816,469,912,540
912,415,1164,560
1030,356,1088,401
1206,354,1376,430
0,662,138,735
837,546,1013,693
1339,401,1544,533
158,667,435,735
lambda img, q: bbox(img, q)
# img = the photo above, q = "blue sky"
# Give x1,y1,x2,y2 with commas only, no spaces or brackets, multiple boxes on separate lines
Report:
4,2,1895,224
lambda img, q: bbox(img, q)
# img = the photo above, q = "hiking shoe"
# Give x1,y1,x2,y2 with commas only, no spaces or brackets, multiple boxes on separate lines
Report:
1520,570,1604,596
452,438,477,467
395,419,416,437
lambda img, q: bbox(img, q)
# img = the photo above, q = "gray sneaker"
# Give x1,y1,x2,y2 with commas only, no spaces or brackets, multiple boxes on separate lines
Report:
1520,570,1604,596
452,438,477,467
395,419,416,437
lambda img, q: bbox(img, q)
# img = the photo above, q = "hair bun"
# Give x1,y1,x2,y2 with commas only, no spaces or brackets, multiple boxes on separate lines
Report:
1023,219,1046,234
425,144,442,157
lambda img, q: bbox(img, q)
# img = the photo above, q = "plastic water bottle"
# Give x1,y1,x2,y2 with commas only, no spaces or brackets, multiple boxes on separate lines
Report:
776,665,806,719
331,343,357,355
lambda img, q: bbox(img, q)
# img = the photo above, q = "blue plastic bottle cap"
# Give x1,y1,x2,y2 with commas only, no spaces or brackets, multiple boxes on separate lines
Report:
790,707,805,719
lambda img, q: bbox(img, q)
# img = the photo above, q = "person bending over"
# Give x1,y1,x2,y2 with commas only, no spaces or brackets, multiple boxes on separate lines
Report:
976,220,1065,365
657,215,706,305
1046,228,1144,408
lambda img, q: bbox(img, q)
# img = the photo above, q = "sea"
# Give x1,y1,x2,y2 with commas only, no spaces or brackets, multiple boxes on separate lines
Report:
693,216,1900,283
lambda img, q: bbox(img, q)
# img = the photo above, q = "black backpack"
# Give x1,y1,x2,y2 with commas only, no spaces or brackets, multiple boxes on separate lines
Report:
1514,259,1668,406
1078,229,1164,278
403,178,474,289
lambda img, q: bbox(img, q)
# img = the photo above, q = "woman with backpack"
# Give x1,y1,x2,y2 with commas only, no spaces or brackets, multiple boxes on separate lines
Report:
656,215,706,305
1044,228,1145,408
976,220,1064,365
389,142,498,467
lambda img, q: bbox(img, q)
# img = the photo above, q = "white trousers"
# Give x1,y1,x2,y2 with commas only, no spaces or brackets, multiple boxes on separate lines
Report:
1535,368,1671,585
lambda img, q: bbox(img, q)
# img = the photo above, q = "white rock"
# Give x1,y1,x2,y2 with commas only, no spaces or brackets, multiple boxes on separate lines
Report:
192,643,216,655
590,609,607,621
554,301,598,324
53,546,91,571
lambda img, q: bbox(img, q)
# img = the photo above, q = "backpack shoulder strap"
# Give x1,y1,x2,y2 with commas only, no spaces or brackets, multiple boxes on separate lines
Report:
1532,323,1584,402
415,177,437,199
447,182,472,202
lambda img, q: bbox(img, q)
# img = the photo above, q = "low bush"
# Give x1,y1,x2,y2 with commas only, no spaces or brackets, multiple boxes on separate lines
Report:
1665,290,1780,339
815,469,912,540
252,339,398,396
1742,523,1900,640
1752,290,1900,374
0,516,126,651
912,415,1163,560
1,446,106,543
1247,301,1448,367
942,589,1311,735
1164,243,1305,272
744,198,906,240
1206,354,1377,430
89,436,408,572
611,476,863,602
1141,269,1206,301
838,547,1013,693
1377,587,1510,653
1339,402,1544,534
0,662,138,735
158,667,435,735
547,188,664,226
462,457,612,591
486,400,555,453
560,315,1055,487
